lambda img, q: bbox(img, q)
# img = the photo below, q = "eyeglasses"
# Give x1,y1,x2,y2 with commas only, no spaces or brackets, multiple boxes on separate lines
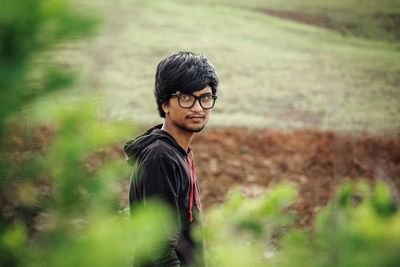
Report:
171,93,217,109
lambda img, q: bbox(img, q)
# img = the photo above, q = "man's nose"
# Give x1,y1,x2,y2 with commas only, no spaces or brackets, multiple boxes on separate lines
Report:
190,99,203,112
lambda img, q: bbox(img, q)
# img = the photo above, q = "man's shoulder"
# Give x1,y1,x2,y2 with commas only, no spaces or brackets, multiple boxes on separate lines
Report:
140,139,183,161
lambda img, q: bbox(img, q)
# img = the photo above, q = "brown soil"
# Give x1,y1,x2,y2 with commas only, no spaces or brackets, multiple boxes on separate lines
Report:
4,125,400,230
255,8,337,31
191,128,400,226
255,8,400,42
257,8,329,28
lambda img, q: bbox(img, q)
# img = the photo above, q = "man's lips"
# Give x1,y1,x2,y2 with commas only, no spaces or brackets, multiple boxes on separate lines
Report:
186,114,205,120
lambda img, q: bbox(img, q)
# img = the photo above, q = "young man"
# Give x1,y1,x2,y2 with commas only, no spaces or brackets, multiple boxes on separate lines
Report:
124,52,219,267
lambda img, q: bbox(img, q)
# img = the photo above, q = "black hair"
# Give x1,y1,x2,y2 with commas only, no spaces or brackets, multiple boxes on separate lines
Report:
154,51,219,118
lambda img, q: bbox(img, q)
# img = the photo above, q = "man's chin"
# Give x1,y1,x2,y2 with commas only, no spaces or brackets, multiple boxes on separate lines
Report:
188,126,205,133
178,123,205,133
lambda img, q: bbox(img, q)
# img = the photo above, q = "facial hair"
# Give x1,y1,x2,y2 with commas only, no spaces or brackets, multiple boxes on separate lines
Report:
176,122,205,133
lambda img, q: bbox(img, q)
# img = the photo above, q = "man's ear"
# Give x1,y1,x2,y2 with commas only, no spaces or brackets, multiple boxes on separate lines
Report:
162,101,170,115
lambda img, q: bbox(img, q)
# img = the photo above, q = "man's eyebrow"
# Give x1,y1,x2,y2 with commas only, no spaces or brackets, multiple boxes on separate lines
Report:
197,92,212,96
183,92,213,96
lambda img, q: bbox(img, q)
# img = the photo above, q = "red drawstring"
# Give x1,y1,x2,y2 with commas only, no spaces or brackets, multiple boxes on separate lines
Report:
186,150,200,222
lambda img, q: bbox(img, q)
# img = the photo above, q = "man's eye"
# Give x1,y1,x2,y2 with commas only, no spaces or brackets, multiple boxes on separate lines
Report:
180,95,192,101
201,95,212,101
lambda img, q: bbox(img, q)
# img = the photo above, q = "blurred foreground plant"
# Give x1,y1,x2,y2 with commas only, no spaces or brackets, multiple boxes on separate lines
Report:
203,184,297,267
0,0,99,265
0,0,99,128
274,180,400,267
203,180,400,267
0,0,177,266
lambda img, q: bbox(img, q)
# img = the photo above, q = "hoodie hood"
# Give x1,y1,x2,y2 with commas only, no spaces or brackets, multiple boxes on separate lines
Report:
124,124,187,166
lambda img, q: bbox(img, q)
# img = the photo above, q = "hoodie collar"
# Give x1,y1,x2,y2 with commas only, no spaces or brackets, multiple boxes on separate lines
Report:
124,124,189,165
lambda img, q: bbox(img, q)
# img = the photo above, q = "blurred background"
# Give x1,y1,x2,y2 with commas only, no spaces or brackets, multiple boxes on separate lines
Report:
69,0,400,132
1,0,399,266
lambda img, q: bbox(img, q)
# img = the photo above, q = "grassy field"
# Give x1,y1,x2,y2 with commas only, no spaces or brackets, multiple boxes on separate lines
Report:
55,0,400,134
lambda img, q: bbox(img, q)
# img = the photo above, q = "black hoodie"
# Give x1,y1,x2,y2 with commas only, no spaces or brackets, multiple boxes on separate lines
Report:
124,124,202,267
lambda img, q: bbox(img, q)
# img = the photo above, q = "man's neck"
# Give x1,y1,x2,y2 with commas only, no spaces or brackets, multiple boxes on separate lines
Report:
161,122,194,152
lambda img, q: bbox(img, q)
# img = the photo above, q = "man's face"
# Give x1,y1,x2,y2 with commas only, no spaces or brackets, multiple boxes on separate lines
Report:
163,86,214,133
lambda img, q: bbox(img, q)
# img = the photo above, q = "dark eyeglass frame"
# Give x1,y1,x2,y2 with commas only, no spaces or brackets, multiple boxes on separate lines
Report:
170,93,218,109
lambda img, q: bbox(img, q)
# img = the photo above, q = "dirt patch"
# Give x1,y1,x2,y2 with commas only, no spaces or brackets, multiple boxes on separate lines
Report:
192,128,400,226
255,8,336,31
255,8,400,42
374,12,400,40
4,125,399,230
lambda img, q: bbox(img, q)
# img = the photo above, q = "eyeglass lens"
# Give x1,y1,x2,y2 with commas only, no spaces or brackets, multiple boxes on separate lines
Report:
179,94,216,109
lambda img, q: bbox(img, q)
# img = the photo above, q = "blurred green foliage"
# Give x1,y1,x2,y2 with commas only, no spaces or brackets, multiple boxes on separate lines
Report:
203,184,297,267
0,0,99,129
0,0,175,266
204,181,400,267
277,180,400,267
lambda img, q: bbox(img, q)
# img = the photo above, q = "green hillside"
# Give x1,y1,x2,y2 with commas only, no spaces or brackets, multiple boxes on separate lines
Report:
59,0,400,133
